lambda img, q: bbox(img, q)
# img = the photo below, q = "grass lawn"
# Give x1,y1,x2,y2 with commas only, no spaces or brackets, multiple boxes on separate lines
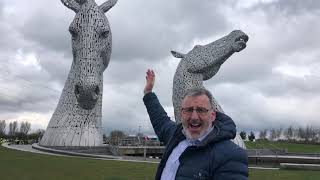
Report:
1,146,320,180
250,169,320,180
245,140,320,153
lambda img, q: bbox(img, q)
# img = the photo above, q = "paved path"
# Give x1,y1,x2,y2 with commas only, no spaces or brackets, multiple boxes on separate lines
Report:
2,143,279,169
2,143,66,156
2,143,160,163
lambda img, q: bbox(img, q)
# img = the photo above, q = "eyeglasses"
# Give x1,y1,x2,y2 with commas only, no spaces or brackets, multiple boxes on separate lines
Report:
181,107,210,116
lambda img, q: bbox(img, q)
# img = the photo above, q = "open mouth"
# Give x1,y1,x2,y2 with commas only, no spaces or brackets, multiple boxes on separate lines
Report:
77,96,98,110
233,34,249,51
189,122,202,130
74,85,99,110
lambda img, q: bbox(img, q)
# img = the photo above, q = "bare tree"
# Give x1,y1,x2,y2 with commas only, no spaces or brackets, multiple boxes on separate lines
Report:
269,128,277,141
259,129,267,140
25,129,45,143
248,131,255,142
284,126,294,140
36,129,45,137
275,128,282,139
315,129,320,142
240,131,247,140
0,120,6,137
109,130,126,145
298,127,307,141
19,121,31,135
305,126,317,142
8,121,18,137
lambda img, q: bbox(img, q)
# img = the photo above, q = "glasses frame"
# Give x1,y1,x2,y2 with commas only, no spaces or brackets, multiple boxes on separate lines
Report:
181,106,211,116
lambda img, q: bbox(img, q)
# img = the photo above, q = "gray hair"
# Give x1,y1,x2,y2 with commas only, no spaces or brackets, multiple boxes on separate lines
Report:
182,88,215,110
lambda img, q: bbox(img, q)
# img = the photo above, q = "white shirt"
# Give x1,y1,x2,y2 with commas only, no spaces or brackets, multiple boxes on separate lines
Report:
160,126,214,180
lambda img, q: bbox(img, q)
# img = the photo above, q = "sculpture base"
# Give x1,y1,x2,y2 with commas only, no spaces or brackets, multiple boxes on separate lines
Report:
38,145,112,155
33,143,120,159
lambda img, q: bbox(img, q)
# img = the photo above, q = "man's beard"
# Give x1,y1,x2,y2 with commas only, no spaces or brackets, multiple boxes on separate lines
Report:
182,124,212,140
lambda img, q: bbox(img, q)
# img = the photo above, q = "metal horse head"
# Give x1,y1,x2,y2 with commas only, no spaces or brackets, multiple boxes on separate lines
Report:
61,0,117,110
171,30,249,123
171,30,249,82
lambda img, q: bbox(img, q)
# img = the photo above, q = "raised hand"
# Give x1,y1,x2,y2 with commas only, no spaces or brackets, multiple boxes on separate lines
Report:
144,69,155,95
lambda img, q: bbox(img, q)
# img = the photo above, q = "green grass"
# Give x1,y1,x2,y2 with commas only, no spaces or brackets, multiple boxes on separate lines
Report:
1,146,320,180
245,140,320,153
0,146,157,180
250,169,320,180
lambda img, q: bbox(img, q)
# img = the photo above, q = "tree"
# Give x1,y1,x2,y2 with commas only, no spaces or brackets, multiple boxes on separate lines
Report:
284,126,294,140
27,129,45,142
239,131,246,140
269,128,277,141
305,126,317,142
248,131,255,142
298,127,306,141
20,121,31,135
0,120,6,137
103,134,107,142
258,129,267,140
275,128,282,139
8,121,18,137
36,129,45,136
109,130,126,145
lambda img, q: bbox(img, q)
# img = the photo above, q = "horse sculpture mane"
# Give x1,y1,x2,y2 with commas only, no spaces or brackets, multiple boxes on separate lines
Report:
40,0,117,147
172,30,249,148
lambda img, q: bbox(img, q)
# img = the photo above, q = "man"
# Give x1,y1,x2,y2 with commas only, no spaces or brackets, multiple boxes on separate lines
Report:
143,69,248,180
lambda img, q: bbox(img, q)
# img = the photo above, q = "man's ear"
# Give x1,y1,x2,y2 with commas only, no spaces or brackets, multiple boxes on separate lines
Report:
211,111,216,122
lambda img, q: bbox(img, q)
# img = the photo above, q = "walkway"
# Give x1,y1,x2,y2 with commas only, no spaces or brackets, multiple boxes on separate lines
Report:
2,143,160,163
2,143,278,169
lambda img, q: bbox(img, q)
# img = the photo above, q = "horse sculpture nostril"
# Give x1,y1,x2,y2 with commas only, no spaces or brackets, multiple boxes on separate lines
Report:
74,84,98,110
94,86,100,95
74,84,80,95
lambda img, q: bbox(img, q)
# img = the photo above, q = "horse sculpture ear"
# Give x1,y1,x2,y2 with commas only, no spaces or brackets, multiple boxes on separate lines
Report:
100,0,118,13
171,51,185,59
61,0,81,12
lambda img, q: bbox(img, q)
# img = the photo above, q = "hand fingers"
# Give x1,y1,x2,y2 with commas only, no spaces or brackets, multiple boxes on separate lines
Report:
146,69,155,78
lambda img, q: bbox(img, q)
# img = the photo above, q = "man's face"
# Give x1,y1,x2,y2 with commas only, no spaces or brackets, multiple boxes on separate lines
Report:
181,95,216,140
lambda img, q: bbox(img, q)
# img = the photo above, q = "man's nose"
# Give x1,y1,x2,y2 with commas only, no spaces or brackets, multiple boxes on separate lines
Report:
190,109,200,119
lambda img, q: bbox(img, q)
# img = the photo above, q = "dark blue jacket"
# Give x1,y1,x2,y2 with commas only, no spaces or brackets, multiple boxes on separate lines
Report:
143,92,248,180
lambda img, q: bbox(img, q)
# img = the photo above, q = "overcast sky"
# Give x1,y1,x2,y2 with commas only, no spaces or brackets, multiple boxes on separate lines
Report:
0,0,320,135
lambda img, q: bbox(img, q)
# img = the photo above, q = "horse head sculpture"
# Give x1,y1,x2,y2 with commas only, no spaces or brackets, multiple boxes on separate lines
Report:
172,30,248,123
171,30,249,149
63,0,116,110
40,0,117,147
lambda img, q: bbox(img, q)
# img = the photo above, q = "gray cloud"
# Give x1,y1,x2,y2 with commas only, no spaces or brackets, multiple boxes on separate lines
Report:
109,0,229,61
249,0,320,16
0,1,3,16
0,0,319,134
204,2,320,85
21,13,71,54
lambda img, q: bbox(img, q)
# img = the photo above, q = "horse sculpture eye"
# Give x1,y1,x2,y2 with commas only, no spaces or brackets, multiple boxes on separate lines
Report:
69,29,78,40
100,30,109,38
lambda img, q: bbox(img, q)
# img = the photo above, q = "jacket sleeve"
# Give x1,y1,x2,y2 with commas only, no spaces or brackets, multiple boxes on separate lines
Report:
143,92,177,145
213,143,248,180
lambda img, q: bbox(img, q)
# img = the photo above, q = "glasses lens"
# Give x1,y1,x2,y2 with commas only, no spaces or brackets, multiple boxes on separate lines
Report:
196,107,209,114
182,107,209,116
